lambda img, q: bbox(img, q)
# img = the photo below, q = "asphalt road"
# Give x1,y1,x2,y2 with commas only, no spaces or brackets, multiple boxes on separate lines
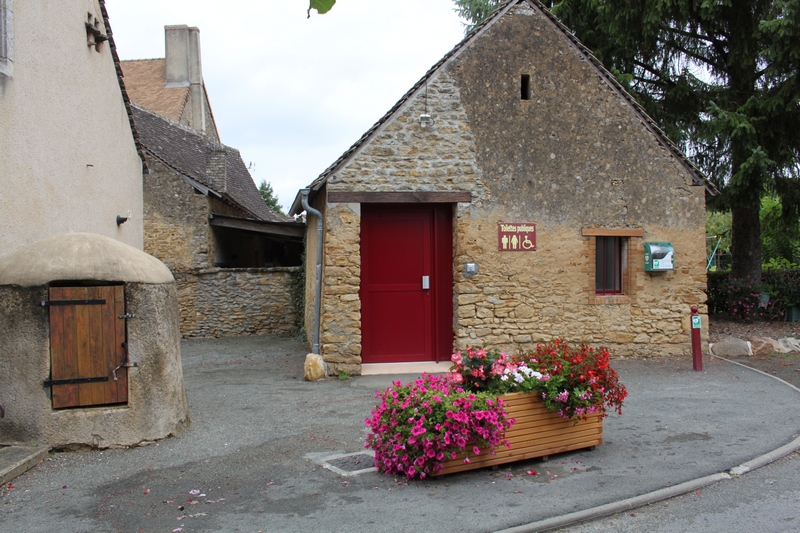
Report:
1,336,799,533
555,352,800,533
558,450,800,533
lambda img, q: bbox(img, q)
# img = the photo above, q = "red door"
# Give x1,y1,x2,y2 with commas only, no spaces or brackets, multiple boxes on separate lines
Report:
360,204,452,363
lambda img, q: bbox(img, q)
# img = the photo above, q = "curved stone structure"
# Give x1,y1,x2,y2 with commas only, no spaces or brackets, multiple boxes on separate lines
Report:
0,233,190,448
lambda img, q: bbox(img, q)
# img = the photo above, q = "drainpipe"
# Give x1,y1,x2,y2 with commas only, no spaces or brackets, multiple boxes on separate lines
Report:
301,189,324,354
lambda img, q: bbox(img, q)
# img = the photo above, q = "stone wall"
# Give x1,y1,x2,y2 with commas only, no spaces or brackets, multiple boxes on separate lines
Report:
177,267,298,338
309,2,709,372
144,158,298,338
143,159,212,272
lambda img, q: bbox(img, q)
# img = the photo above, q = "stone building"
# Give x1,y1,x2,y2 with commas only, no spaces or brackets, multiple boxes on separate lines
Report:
121,27,304,337
290,0,717,376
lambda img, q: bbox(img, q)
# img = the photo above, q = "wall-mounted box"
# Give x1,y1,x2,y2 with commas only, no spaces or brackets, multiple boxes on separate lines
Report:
644,242,674,272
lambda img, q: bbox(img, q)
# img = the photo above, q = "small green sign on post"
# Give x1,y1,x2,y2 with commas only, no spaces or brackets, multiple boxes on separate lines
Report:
692,315,701,329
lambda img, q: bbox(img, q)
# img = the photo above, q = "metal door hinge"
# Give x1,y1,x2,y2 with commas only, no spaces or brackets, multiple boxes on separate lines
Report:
41,299,106,307
43,376,109,388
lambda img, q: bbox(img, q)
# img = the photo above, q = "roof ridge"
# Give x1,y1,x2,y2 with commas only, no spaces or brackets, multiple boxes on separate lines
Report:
120,57,165,63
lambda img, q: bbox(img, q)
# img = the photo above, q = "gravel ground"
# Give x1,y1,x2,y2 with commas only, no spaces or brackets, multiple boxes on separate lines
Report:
709,316,800,388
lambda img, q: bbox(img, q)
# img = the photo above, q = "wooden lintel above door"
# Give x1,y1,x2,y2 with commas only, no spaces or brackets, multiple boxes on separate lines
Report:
328,191,472,204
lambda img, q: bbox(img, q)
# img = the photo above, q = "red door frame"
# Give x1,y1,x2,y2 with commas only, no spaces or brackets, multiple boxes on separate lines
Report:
360,203,453,363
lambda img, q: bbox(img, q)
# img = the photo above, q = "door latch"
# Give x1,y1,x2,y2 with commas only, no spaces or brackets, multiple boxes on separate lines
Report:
119,313,137,319
422,276,430,290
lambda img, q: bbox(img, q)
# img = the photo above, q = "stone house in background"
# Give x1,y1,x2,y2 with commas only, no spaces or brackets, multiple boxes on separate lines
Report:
291,0,717,376
121,26,304,338
0,0,144,255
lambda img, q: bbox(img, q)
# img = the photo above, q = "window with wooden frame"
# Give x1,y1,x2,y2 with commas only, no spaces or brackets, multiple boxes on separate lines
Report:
583,228,643,304
596,236,625,294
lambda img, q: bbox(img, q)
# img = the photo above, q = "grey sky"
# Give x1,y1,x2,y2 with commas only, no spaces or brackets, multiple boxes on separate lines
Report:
106,0,466,210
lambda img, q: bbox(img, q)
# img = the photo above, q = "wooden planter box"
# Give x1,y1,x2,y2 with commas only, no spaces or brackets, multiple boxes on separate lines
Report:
433,392,603,476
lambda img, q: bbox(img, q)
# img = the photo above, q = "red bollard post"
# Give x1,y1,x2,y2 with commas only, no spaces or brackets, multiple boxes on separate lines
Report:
690,305,702,371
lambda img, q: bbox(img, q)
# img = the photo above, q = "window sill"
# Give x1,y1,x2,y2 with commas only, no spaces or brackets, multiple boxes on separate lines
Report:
590,294,631,305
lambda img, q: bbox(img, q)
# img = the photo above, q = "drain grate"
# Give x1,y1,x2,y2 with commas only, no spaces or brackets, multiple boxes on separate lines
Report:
315,451,377,477
327,453,375,472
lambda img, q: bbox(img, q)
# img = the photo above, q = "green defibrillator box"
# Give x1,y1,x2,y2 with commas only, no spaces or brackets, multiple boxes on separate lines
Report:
644,242,674,272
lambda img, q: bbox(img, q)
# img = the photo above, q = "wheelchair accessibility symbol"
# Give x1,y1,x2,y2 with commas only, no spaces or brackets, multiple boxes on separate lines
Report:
521,235,535,249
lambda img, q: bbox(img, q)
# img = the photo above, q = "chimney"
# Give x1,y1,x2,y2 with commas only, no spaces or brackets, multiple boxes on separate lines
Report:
164,25,206,134
207,146,227,194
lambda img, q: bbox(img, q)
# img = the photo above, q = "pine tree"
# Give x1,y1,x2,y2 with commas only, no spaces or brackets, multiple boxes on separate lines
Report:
258,180,285,216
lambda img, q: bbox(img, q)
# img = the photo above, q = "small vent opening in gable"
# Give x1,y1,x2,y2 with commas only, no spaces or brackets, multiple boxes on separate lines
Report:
521,74,531,100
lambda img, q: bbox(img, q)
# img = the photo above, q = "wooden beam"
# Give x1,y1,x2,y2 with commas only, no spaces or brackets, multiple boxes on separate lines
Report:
209,216,305,238
581,228,645,237
327,191,472,204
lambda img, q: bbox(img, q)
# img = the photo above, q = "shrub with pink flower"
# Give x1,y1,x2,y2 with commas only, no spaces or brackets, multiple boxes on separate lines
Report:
365,373,513,479
451,340,627,420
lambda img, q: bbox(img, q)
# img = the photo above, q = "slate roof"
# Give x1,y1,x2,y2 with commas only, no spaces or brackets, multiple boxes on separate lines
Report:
132,104,289,223
290,0,716,214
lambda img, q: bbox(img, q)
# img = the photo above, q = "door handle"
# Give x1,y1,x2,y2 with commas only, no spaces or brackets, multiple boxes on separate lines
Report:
422,275,430,290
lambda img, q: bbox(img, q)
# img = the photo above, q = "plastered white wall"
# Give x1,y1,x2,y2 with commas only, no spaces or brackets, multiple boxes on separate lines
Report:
0,0,143,257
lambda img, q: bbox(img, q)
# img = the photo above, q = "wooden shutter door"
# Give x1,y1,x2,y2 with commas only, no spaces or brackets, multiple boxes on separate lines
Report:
48,285,128,408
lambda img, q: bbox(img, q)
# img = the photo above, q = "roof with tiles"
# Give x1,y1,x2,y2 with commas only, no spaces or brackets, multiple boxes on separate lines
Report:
291,0,716,214
132,104,289,223
120,59,189,123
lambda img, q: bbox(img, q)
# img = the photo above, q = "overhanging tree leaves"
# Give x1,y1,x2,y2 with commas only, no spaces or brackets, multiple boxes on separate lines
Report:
455,0,800,282
453,0,506,31
308,0,336,18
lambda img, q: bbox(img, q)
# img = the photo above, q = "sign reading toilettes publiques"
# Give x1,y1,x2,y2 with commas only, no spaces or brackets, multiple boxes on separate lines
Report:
498,222,537,252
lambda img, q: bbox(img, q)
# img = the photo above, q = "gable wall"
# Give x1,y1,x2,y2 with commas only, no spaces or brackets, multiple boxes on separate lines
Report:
314,3,707,372
144,158,212,272
0,0,143,257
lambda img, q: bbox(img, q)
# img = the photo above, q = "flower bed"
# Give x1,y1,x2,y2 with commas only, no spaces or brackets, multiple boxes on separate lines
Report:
365,340,627,480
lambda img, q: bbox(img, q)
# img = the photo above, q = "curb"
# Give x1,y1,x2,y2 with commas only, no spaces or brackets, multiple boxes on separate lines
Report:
494,356,800,533
0,445,50,486
494,473,732,533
